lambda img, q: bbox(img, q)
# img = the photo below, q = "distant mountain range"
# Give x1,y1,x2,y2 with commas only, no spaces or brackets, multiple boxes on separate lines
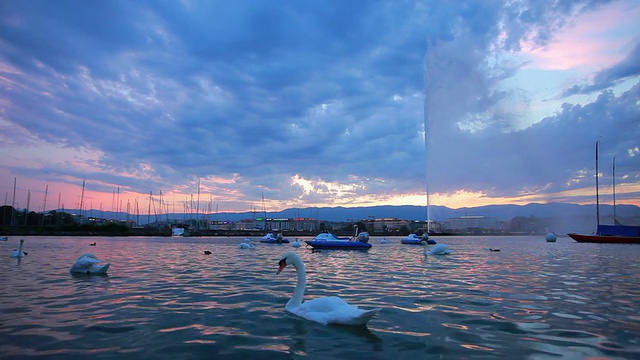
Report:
82,202,640,225
289,203,640,221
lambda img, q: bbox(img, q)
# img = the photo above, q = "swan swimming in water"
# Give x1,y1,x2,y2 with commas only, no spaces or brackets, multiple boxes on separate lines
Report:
239,241,255,249
421,240,451,255
276,251,381,326
291,239,301,248
10,239,27,258
420,240,430,255
429,243,451,255
380,238,388,244
70,253,110,275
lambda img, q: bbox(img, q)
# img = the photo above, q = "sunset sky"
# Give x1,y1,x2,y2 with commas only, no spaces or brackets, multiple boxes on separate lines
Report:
1,0,639,216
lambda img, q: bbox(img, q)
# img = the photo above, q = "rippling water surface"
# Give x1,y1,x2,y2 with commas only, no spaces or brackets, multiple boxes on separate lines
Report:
1,235,639,359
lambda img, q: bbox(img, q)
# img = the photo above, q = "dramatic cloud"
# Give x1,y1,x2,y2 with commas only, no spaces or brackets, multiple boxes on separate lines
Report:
0,0,638,215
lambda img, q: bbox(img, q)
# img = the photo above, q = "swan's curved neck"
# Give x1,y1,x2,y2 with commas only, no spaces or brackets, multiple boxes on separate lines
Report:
287,257,306,309
18,241,23,253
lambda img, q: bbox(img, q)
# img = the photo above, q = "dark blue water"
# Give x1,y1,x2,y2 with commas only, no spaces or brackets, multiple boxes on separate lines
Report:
1,236,639,359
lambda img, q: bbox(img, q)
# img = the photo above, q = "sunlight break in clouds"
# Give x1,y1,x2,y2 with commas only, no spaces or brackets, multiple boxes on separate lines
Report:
292,174,366,199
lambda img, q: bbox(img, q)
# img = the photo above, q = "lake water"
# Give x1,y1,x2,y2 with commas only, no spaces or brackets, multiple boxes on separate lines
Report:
1,235,639,359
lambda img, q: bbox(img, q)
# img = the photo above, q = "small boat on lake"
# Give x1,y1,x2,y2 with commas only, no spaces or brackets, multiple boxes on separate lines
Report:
305,228,372,250
401,233,436,245
568,141,640,244
172,227,185,237
260,232,291,244
568,225,640,243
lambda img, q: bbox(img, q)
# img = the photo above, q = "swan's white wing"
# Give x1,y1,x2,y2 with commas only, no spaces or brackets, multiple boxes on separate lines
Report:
332,307,381,326
76,253,99,261
71,257,109,274
71,257,100,269
429,244,452,255
88,263,110,274
289,296,380,326
430,249,452,255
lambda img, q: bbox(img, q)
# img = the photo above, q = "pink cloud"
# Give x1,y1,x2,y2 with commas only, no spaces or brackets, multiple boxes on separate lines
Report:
521,2,640,71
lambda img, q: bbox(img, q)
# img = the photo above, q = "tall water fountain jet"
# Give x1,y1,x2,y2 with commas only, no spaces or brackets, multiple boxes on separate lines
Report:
423,36,520,227
423,39,484,231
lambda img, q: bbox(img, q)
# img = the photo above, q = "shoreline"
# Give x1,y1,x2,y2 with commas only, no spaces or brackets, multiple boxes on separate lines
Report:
0,226,545,237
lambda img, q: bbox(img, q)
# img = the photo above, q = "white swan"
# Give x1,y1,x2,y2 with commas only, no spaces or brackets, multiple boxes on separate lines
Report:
242,238,252,243
291,239,301,248
70,253,110,275
420,240,430,255
380,238,388,244
276,251,381,326
10,239,26,258
239,242,255,249
428,243,451,255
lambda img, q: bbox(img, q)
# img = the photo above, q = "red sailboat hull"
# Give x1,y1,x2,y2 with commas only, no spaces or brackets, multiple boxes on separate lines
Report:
568,233,640,244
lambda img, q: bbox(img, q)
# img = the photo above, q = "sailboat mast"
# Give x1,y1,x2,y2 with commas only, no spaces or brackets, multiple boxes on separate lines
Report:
262,193,266,231
595,141,600,229
79,180,86,219
42,185,48,226
151,191,158,223
11,177,16,225
126,199,131,224
116,186,120,221
613,156,617,223
57,192,61,225
147,191,152,225
196,178,201,230
25,190,31,226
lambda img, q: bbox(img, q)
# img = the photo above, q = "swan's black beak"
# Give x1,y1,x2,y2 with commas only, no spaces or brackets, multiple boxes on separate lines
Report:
277,258,287,274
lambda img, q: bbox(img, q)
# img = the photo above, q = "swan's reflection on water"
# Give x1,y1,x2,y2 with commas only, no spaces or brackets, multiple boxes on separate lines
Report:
289,316,383,356
70,272,111,295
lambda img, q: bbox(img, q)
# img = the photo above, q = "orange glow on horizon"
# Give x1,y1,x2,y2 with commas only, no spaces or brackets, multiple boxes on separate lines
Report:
3,173,639,216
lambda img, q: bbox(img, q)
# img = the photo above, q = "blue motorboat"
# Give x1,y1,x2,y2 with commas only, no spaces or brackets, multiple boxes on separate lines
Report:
260,232,291,244
401,233,436,245
305,230,372,250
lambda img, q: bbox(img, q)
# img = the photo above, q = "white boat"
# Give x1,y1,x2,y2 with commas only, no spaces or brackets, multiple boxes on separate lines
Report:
402,233,436,245
312,231,351,241
305,226,372,250
261,232,290,243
